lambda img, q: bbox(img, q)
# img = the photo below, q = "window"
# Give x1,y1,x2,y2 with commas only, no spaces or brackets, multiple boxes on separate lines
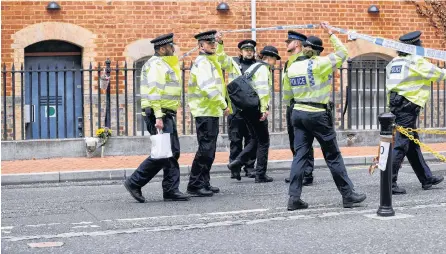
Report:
350,54,391,129
134,56,152,135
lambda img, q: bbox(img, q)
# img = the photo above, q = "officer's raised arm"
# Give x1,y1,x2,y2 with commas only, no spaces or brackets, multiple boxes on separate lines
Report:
316,21,348,76
215,31,232,70
415,58,446,83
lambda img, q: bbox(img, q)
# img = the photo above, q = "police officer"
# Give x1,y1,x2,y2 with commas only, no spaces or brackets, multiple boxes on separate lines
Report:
228,39,259,179
124,33,190,203
227,45,281,183
386,31,445,195
187,30,232,197
283,31,315,185
284,22,366,210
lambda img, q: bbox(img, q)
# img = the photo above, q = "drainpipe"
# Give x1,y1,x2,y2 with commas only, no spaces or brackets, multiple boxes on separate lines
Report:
251,0,256,41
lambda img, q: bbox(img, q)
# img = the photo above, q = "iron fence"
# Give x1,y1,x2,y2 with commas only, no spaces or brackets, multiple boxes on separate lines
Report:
2,59,445,141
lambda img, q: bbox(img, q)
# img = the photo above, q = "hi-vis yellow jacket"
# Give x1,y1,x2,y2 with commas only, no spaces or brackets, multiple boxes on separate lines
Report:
283,35,348,112
245,62,272,113
140,55,182,118
386,55,446,107
188,43,233,117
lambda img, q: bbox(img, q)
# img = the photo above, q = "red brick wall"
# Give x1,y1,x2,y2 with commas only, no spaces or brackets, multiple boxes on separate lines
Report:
1,0,444,95
1,0,444,67
1,1,445,140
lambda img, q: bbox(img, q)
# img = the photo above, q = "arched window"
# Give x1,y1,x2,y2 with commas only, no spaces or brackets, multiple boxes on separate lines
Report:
134,56,152,135
350,54,391,129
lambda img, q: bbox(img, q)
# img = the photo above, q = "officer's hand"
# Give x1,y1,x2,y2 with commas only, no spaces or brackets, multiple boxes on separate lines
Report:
260,111,269,121
155,118,164,130
216,31,223,44
320,21,332,34
223,107,230,116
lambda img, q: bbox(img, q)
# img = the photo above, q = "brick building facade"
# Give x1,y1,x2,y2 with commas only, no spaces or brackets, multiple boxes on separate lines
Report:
1,0,445,140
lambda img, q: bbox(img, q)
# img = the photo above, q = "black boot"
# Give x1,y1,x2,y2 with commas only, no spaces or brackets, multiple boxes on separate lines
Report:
422,175,444,190
205,185,220,193
124,179,145,203
187,187,214,197
255,174,274,183
284,178,290,183
227,160,242,181
303,176,314,186
287,196,309,211
163,191,190,201
342,192,367,208
244,168,256,178
392,183,407,195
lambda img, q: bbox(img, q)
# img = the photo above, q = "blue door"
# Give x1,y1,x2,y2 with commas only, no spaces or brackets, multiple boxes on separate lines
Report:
25,56,83,139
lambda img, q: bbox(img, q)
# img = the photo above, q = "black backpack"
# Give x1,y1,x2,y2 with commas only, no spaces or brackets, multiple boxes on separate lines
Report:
227,63,266,112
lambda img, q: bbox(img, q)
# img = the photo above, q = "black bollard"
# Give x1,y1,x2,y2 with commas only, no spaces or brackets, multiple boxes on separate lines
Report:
377,112,395,217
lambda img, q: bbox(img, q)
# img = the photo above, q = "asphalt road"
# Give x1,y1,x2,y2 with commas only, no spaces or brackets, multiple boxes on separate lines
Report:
2,164,446,254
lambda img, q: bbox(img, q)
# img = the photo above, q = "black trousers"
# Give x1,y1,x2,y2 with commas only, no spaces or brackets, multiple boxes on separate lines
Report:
390,93,432,186
228,112,256,171
288,109,354,198
286,102,315,177
188,117,219,190
235,110,270,176
128,108,180,193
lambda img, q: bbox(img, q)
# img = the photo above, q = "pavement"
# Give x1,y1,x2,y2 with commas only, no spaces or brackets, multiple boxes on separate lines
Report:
1,163,446,253
2,143,446,185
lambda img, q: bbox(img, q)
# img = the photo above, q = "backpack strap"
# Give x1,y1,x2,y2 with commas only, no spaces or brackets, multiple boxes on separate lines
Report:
232,57,241,65
246,62,267,80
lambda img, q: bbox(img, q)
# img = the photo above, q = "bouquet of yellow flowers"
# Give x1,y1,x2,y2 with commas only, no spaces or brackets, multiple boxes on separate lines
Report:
96,127,112,147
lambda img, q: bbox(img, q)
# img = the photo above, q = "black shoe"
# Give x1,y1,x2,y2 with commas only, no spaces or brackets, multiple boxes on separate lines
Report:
244,168,256,178
287,196,309,211
422,175,444,190
342,192,366,208
255,175,274,183
392,184,407,195
205,185,220,193
187,188,214,197
284,178,290,183
227,160,242,181
163,191,190,201
124,180,145,203
303,177,314,186
231,171,247,179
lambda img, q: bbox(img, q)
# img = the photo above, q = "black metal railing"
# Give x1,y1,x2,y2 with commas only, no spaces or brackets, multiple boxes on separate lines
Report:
2,59,445,140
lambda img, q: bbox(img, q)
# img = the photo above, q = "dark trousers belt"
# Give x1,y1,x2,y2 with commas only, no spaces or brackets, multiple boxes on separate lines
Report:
295,101,328,109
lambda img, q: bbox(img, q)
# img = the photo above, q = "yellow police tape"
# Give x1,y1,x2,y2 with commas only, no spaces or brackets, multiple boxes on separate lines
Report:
369,125,446,175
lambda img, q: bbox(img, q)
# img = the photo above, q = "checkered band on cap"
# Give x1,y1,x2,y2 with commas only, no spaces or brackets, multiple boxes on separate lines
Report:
304,40,318,48
196,34,215,41
400,37,420,43
153,37,173,46
241,43,255,48
262,50,276,55
289,34,304,40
